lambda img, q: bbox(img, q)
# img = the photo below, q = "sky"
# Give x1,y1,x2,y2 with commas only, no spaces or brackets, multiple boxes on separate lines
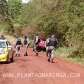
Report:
6,0,30,3
22,0,30,3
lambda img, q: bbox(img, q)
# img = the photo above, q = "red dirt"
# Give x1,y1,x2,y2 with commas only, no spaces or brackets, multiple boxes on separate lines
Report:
0,48,84,84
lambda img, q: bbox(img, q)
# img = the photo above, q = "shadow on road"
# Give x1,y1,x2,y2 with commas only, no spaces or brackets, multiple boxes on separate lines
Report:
0,61,14,65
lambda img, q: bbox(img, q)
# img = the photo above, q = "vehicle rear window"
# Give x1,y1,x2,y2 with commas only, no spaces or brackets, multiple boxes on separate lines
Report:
0,42,6,48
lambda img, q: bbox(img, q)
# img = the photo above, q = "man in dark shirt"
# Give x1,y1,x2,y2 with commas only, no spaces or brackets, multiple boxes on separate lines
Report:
46,35,58,63
15,37,22,56
33,34,40,56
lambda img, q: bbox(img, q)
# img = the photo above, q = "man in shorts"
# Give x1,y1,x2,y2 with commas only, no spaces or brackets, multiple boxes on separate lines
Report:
46,35,58,63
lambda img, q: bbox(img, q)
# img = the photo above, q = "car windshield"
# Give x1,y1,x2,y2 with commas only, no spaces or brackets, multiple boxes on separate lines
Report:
0,41,7,48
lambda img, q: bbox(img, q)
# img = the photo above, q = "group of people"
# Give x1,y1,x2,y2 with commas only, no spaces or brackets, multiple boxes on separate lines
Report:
0,34,58,63
33,34,58,63
14,34,58,63
15,36,30,57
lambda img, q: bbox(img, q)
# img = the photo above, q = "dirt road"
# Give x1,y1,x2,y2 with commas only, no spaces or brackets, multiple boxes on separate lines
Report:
0,48,84,84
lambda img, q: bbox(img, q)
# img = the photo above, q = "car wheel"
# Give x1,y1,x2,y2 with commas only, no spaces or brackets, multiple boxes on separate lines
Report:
6,55,10,64
8,51,14,63
10,51,14,62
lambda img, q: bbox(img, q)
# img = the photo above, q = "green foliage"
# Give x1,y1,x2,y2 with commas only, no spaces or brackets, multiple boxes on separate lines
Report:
0,0,8,17
8,0,22,19
0,0,84,57
0,0,14,34
20,0,84,57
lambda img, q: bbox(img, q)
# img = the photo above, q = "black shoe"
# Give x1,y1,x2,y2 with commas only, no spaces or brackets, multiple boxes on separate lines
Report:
48,59,50,62
33,49,35,51
51,61,54,63
16,54,20,57
51,59,54,63
36,53,38,56
24,54,28,56
24,52,28,56
15,54,17,57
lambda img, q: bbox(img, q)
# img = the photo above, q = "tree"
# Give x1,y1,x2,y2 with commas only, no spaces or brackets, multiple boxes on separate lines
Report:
0,0,14,33
8,0,22,20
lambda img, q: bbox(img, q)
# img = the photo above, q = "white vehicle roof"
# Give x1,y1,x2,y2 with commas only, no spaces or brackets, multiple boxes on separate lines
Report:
0,39,7,42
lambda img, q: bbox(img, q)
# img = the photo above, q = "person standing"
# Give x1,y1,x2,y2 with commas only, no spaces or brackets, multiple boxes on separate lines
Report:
15,37,22,56
33,34,40,56
46,35,58,63
23,35,30,56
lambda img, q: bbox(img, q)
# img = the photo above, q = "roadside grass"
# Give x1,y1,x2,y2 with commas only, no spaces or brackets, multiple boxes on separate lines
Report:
55,47,84,65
